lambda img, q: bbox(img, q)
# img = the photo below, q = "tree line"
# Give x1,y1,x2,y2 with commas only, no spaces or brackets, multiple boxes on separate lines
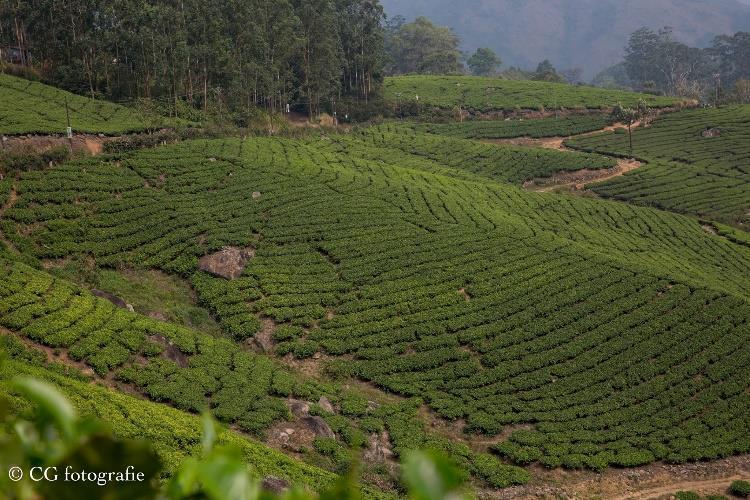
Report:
0,0,385,120
383,16,584,83
599,27,750,103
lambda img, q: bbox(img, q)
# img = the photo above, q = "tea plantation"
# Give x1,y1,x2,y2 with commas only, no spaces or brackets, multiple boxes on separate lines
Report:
568,105,750,228
0,334,340,491
2,127,749,476
342,126,617,183
408,115,613,139
384,75,681,113
0,73,151,135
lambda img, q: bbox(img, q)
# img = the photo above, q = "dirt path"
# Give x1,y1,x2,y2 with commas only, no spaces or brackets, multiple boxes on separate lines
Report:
524,157,642,193
611,476,745,500
484,121,642,151
487,455,750,500
485,121,645,192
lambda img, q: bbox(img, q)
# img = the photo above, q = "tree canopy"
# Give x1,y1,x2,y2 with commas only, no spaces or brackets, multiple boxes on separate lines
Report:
384,16,463,75
623,27,750,101
467,48,501,76
532,60,564,83
0,0,385,119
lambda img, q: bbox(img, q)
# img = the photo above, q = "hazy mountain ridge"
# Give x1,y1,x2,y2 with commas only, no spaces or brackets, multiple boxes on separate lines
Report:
381,0,750,78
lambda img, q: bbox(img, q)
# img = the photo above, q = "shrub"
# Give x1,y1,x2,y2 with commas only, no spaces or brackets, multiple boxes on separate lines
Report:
471,453,531,488
272,325,304,342
340,392,368,417
0,146,70,174
731,480,750,498
676,491,701,500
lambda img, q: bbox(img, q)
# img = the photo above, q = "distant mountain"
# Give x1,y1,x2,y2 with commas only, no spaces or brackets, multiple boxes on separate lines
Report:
380,0,750,79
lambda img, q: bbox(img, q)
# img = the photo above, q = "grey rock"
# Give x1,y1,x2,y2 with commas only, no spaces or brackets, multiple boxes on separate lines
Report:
701,127,721,138
91,289,128,309
198,246,255,280
301,416,335,438
261,476,289,493
318,396,334,414
288,399,310,418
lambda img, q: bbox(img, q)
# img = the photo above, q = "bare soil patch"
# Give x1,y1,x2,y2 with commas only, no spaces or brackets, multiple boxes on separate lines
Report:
485,454,750,500
524,157,643,193
252,318,276,353
2,134,110,155
483,121,647,193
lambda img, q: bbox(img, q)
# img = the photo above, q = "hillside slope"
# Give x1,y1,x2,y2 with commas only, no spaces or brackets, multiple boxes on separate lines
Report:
2,132,749,473
0,335,340,490
0,73,152,135
381,0,750,77
568,105,750,228
384,75,681,113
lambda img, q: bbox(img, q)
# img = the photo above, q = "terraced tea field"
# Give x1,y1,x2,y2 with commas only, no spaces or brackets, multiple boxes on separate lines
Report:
0,73,151,135
385,75,682,113
2,126,749,478
0,334,341,491
568,105,750,228
409,115,613,139
343,125,617,183
0,255,529,490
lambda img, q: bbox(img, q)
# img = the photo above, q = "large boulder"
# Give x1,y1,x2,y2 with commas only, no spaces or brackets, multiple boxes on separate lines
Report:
261,476,290,493
300,416,335,438
288,399,310,419
198,247,255,279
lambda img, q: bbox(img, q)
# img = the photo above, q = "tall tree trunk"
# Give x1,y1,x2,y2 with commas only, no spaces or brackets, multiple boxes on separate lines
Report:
203,63,208,113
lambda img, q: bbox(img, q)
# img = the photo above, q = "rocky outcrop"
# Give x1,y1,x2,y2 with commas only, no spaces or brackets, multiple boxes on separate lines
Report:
261,476,290,493
701,127,721,138
198,247,255,279
318,396,335,414
363,431,395,463
91,289,132,310
288,399,310,419
301,416,335,438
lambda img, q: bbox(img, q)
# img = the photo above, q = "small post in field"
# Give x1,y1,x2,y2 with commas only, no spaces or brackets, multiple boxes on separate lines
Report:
64,96,73,153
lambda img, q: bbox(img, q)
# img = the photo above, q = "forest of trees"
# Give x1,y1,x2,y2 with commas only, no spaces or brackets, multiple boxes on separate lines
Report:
621,28,750,102
383,16,463,75
5,1,748,118
0,0,385,119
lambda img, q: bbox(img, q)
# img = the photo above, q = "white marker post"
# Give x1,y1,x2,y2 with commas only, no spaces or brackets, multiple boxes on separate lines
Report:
65,97,73,153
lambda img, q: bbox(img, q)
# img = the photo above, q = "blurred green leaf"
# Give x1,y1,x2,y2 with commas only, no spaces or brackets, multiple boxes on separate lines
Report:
402,451,467,500
201,411,217,454
13,377,77,439
197,447,258,500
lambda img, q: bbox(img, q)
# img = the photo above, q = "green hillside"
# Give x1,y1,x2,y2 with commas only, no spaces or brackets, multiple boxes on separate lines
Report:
345,125,617,183
0,73,152,135
568,105,750,228
0,335,340,490
384,75,682,113
0,253,529,490
407,115,613,139
1,128,749,475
